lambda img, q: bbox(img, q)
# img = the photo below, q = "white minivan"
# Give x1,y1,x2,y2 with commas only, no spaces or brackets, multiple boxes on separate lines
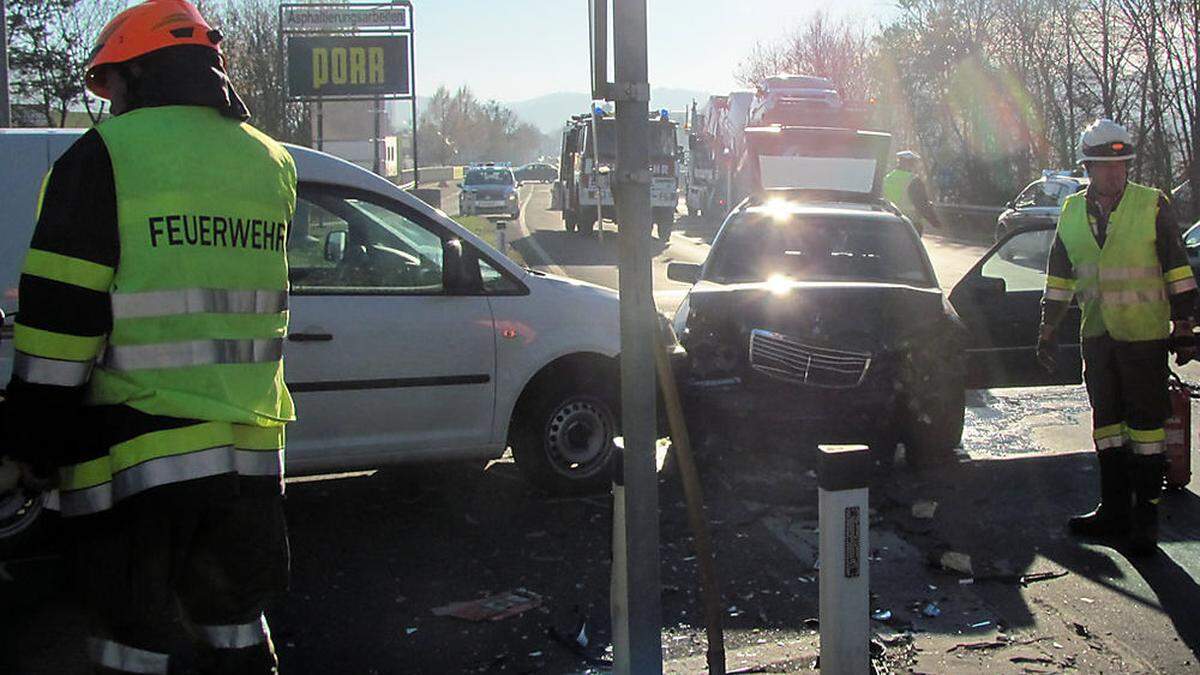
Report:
0,129,623,553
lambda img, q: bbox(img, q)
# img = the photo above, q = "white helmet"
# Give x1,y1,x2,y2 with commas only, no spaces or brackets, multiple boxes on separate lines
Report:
1078,118,1136,163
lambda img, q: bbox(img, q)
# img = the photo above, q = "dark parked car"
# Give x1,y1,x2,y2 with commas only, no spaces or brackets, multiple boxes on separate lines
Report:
995,173,1089,241
515,162,558,183
668,195,1081,465
1185,220,1200,279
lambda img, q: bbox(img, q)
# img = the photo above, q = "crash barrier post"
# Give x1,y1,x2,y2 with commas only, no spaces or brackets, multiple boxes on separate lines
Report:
818,444,872,675
609,441,631,675
495,219,508,255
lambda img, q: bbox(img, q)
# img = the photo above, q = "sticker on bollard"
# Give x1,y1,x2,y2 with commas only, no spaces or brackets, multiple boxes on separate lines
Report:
845,505,861,578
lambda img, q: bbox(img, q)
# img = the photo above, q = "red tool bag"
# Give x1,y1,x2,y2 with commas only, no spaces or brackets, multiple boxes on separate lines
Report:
1165,373,1193,489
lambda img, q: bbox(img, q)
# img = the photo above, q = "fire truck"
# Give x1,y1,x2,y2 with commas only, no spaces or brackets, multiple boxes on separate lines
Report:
702,76,877,219
556,110,680,239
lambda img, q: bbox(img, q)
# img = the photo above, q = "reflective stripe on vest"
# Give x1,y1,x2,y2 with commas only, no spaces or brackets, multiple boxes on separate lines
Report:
102,338,284,371
87,638,169,674
58,422,284,516
112,288,287,320
13,352,94,386
1055,183,1168,341
198,615,271,649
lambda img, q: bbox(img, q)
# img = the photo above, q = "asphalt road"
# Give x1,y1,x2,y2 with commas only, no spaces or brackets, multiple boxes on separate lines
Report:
6,185,1200,673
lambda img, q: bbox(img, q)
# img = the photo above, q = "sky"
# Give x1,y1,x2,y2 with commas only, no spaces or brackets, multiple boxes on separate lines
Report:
412,0,901,103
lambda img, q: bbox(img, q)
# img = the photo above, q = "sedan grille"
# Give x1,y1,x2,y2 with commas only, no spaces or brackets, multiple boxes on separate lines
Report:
748,329,871,388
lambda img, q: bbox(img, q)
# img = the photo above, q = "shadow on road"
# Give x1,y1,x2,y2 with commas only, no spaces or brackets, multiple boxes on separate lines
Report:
7,441,1200,673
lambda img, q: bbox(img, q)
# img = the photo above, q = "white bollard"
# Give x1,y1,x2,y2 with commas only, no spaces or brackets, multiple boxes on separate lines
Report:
818,444,871,674
496,219,508,255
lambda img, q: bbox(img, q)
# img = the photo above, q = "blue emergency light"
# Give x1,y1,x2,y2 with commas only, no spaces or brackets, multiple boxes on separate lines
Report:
660,109,670,121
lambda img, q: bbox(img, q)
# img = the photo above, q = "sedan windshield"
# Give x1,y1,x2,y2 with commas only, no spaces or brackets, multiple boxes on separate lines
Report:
704,214,932,285
465,169,515,186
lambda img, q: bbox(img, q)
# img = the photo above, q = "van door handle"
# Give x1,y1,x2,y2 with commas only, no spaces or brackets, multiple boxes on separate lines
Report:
288,333,333,342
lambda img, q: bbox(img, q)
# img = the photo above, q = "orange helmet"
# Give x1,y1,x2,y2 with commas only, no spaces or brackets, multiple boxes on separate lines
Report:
86,0,223,99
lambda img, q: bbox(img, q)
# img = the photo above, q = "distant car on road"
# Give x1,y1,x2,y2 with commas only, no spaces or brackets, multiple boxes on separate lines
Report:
995,172,1089,241
667,193,1082,465
459,165,521,219
515,162,558,183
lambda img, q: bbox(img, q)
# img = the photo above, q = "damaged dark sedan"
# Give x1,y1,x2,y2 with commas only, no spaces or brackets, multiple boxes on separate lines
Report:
667,194,967,465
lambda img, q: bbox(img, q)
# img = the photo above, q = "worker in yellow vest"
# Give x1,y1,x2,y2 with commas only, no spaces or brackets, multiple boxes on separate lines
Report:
1,2,294,672
1038,118,1197,556
883,150,943,236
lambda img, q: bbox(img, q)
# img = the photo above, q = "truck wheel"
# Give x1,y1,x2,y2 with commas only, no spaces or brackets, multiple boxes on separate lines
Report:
564,211,577,232
656,218,673,240
0,488,57,560
580,218,595,235
902,384,965,468
687,205,697,217
511,380,618,494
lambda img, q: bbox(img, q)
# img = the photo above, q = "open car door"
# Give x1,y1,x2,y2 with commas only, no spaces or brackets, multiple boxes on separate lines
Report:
948,224,1083,388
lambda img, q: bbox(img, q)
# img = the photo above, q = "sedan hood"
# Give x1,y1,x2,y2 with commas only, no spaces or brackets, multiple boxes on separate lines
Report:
684,280,945,352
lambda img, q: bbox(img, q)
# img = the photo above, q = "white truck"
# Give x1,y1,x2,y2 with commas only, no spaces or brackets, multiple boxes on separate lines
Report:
0,129,624,555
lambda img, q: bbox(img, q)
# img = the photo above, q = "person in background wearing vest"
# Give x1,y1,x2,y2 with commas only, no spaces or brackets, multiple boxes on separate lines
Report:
0,1,295,672
883,150,943,236
1038,118,1197,556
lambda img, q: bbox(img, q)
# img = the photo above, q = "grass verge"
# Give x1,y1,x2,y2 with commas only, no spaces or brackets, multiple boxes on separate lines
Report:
453,215,528,267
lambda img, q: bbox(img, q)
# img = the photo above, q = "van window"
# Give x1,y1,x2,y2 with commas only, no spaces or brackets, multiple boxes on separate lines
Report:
290,187,445,293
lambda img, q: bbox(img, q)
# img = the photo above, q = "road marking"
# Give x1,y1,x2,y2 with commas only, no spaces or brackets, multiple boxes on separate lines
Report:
514,187,568,278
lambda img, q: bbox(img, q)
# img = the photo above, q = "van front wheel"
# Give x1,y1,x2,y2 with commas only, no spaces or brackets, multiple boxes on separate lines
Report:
511,382,618,494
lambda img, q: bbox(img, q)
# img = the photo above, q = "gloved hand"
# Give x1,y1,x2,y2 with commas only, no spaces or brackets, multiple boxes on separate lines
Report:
1036,325,1058,373
1172,320,1197,366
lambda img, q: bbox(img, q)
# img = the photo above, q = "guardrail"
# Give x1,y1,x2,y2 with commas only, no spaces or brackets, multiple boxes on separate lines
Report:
931,203,1005,243
395,166,463,190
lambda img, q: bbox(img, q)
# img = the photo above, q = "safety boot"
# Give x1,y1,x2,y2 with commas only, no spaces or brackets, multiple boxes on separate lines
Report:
1128,454,1166,556
1068,448,1131,537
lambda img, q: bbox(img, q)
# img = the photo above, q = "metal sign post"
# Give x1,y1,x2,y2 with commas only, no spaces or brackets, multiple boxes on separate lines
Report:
818,444,872,674
593,0,663,672
280,2,414,178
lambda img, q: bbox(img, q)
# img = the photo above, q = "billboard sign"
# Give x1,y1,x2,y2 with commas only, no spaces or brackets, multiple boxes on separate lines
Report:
281,5,410,33
287,35,411,99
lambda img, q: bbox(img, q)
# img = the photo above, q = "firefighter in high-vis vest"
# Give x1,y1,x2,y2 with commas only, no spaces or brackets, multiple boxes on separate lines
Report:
0,1,295,672
1038,118,1197,556
883,150,943,236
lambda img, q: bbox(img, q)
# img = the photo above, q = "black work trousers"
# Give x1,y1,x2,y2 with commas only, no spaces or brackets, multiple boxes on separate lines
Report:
73,484,289,675
1082,334,1170,453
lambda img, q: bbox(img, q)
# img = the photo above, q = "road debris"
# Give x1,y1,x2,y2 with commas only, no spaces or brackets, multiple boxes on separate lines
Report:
872,609,893,622
938,551,974,576
1073,622,1092,639
970,620,993,629
432,588,543,622
911,501,938,519
1020,570,1068,586
949,639,1009,653
922,603,942,618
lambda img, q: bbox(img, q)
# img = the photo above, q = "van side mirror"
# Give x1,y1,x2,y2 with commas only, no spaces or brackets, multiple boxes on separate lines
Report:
667,262,702,284
324,231,347,263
